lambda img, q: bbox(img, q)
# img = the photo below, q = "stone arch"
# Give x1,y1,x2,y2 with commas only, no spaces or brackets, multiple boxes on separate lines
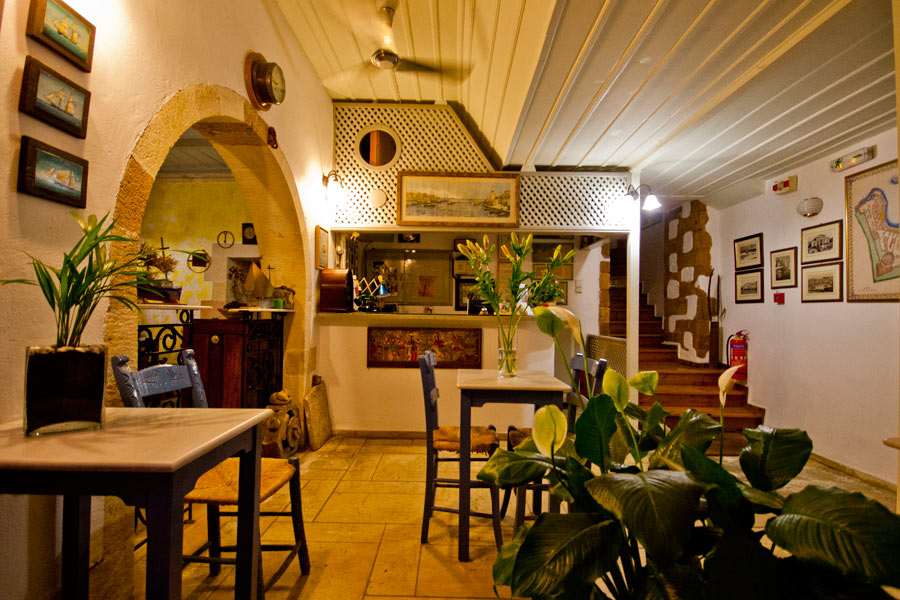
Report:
105,84,310,401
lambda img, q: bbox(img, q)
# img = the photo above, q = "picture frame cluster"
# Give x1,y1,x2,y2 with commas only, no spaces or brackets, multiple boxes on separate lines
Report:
732,233,763,303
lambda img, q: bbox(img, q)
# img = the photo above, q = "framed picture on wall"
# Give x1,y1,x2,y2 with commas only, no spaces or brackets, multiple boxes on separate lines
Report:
26,0,96,72
845,160,899,301
454,277,477,311
733,233,764,270
801,262,843,302
557,281,568,306
800,219,842,264
17,135,87,208
19,56,90,138
397,171,519,227
315,225,329,270
734,269,763,303
770,247,798,289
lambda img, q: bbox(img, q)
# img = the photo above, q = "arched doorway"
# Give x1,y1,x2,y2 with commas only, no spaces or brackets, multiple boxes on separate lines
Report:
105,84,311,400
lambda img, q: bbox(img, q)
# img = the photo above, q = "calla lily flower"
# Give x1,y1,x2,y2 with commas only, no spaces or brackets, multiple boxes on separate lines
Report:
603,368,630,412
534,305,566,337
717,364,742,408
533,404,568,456
547,306,584,351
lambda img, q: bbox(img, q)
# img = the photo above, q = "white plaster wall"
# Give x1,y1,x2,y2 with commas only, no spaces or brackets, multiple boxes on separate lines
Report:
569,242,603,337
639,219,665,316
317,318,556,435
713,128,899,484
0,1,331,597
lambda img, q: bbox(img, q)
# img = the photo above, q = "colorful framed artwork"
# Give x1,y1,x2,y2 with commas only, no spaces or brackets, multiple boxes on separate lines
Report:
366,327,482,368
770,247,798,289
800,219,842,265
397,171,519,227
734,233,764,270
17,135,87,207
734,269,763,303
801,262,843,303
845,160,899,301
26,0,95,72
315,225,328,270
19,56,90,138
455,277,477,311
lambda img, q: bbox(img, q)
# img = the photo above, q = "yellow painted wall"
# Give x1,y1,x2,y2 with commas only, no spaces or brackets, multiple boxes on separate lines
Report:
141,180,252,311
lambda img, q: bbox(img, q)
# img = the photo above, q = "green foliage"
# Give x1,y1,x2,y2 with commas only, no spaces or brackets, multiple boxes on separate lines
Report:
1,212,152,347
480,365,900,599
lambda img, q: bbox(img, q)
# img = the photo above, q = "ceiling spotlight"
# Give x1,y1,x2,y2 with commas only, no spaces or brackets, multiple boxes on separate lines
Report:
619,184,661,211
797,197,824,217
371,48,400,70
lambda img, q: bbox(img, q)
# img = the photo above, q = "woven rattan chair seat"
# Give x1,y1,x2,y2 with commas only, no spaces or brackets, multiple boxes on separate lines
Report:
508,427,532,448
185,457,296,506
432,425,498,454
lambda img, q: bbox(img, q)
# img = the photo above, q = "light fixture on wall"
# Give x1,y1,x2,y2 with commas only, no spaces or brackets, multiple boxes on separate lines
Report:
620,184,661,211
796,197,824,217
322,169,346,204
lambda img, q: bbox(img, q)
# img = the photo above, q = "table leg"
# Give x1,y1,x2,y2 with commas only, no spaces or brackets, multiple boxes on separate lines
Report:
61,494,90,600
145,480,182,599
236,425,262,599
459,391,471,562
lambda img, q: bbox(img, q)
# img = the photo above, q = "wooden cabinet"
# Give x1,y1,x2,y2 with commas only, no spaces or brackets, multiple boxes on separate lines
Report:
188,316,284,409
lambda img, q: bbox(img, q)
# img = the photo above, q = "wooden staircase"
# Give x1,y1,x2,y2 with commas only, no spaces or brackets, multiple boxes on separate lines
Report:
608,245,764,455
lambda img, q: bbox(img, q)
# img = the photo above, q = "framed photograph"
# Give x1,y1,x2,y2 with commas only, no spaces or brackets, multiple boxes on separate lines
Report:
801,219,842,264
734,269,764,303
533,242,574,263
455,277,477,311
453,257,476,276
17,135,87,208
733,233,764,270
846,160,899,301
315,225,328,270
770,247,798,289
802,262,843,302
26,0,95,72
535,262,574,281
404,252,452,305
557,281,568,306
241,222,257,245
19,56,90,138
397,171,519,227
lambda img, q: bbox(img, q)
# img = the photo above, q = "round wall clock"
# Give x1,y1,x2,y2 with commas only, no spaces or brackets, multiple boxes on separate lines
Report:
217,231,235,248
244,52,285,111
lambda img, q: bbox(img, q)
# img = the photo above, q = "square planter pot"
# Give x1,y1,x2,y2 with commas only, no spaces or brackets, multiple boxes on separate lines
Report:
24,345,106,436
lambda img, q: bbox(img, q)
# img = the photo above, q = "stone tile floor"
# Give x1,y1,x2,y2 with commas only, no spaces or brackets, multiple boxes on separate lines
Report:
134,436,898,599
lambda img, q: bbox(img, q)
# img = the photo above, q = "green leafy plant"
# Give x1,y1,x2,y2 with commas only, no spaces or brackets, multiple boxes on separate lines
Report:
1,212,153,347
457,233,574,374
478,314,900,599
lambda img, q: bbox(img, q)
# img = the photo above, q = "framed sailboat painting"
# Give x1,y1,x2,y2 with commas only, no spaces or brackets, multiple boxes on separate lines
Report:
26,0,95,72
18,136,88,208
19,56,90,138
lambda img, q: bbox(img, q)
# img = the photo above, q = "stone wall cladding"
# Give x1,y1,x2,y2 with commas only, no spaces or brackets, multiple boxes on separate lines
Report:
663,200,714,363
598,241,611,335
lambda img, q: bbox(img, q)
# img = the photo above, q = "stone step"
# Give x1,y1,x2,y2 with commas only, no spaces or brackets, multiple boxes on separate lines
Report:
640,384,748,408
644,365,731,387
609,320,662,335
639,346,679,361
639,333,666,347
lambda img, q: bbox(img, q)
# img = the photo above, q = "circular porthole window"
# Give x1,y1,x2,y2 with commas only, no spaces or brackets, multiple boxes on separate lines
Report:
354,124,401,171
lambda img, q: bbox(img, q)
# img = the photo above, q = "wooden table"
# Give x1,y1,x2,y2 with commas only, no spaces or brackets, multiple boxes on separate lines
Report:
456,369,570,561
0,407,271,599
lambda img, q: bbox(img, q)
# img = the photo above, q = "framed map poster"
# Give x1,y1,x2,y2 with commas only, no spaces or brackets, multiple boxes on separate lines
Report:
845,160,899,301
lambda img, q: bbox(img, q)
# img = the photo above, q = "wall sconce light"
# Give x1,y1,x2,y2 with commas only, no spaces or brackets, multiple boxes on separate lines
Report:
796,197,824,217
620,183,661,211
322,169,346,204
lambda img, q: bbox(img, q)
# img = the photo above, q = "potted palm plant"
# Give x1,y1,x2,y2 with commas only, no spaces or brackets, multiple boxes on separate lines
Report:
2,212,153,436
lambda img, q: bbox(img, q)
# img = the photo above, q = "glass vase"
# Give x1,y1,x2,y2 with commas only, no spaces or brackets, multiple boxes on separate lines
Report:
498,333,517,378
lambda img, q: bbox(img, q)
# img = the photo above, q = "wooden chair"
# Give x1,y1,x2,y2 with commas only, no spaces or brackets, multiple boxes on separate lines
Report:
419,351,503,547
500,353,606,531
111,349,310,595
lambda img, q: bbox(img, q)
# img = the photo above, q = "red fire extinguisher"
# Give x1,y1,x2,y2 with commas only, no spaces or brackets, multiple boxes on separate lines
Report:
727,330,748,381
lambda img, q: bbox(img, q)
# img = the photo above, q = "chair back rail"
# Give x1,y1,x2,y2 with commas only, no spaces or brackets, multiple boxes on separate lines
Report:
111,349,208,408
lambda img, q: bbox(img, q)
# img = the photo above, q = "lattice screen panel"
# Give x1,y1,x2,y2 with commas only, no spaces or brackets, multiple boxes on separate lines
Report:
332,103,631,230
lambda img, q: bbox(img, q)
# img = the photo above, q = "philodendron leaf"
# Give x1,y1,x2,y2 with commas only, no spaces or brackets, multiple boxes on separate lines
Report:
736,482,785,513
533,404,569,457
493,522,530,586
648,409,721,470
628,370,659,395
602,368,629,412
766,485,900,586
586,470,704,567
740,426,812,491
574,394,617,470
681,446,754,531
511,513,623,598
477,449,549,487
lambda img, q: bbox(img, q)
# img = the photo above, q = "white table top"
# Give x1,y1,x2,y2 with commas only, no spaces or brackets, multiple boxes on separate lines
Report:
0,407,271,473
137,304,210,311
456,369,570,392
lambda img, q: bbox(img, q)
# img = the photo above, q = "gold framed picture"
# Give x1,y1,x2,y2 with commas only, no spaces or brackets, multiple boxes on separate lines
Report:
397,171,519,227
315,225,328,270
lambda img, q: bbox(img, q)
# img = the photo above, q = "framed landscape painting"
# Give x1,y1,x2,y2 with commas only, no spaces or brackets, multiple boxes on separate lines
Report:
17,136,87,207
397,171,519,227
19,56,90,138
734,233,763,270
800,220,842,265
845,160,899,301
801,262,843,303
735,269,763,303
770,247,797,289
26,0,95,72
